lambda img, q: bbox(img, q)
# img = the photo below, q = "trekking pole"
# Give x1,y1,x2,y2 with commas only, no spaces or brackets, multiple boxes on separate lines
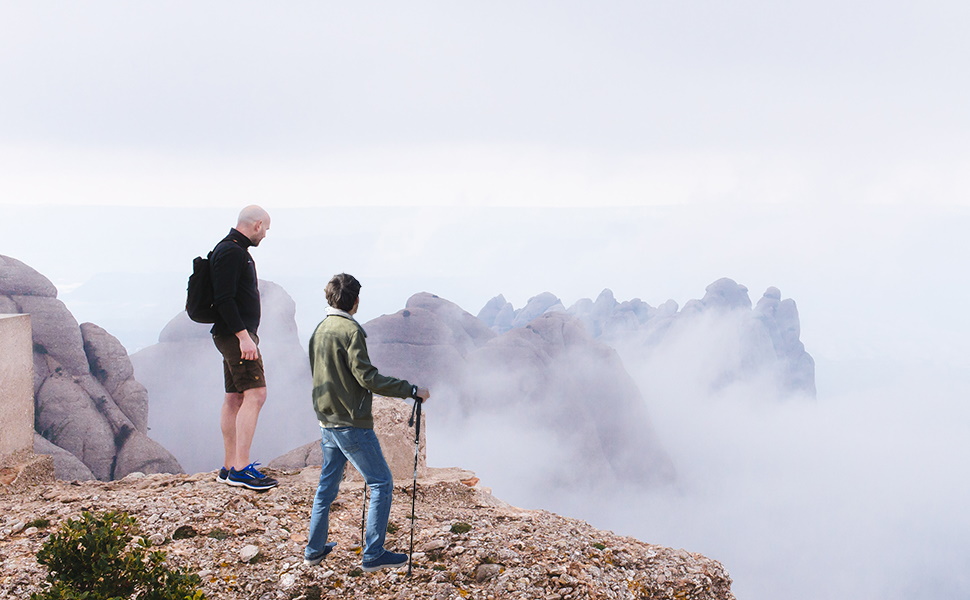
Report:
406,396,423,577
360,486,368,552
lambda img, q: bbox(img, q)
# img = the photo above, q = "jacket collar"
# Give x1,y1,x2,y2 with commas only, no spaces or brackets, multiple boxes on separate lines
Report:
226,228,253,248
326,306,356,320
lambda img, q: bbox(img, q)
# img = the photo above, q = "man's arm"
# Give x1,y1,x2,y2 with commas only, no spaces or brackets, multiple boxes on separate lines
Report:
346,330,415,398
236,330,258,360
211,245,257,358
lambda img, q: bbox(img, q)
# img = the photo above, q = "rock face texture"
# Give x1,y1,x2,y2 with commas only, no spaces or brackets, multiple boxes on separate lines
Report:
131,280,319,474
365,293,496,390
0,255,182,481
480,278,817,397
0,471,735,600
366,294,674,497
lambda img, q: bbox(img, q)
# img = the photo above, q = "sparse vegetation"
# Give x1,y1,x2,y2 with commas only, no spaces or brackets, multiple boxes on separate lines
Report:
31,510,205,600
172,525,198,540
450,522,472,534
26,518,51,529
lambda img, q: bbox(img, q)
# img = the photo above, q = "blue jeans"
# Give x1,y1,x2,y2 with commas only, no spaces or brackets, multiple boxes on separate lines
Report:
305,426,394,563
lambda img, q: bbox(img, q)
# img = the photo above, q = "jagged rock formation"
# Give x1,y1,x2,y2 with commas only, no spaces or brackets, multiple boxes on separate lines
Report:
366,294,674,496
0,470,735,600
0,255,182,480
365,293,495,390
131,280,319,474
480,278,817,397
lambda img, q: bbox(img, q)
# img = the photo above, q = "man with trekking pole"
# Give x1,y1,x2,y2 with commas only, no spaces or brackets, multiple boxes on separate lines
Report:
303,273,431,572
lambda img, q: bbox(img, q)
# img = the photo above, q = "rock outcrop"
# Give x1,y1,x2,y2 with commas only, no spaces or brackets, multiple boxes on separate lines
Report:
0,470,735,600
131,280,319,474
366,293,495,390
0,255,182,480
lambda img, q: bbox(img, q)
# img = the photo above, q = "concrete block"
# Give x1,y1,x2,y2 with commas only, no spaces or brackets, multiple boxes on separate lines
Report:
0,314,34,456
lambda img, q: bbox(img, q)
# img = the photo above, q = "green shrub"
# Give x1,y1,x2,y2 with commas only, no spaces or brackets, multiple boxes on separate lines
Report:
31,510,205,600
450,522,472,534
26,518,51,529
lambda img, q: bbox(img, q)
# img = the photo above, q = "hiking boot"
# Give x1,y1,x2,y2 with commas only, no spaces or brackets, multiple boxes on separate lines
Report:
304,542,336,567
362,550,408,573
227,462,278,491
216,467,230,484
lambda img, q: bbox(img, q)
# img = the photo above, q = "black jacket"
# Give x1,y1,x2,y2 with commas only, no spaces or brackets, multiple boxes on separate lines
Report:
209,228,260,336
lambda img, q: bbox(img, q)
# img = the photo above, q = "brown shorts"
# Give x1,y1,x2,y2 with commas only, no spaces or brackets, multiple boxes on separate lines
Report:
212,332,266,393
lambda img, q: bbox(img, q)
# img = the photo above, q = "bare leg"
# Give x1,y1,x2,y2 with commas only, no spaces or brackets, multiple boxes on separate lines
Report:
233,386,267,469
221,392,244,468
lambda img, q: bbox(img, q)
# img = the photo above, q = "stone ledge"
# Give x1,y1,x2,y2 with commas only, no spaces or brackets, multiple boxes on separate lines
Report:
0,450,55,494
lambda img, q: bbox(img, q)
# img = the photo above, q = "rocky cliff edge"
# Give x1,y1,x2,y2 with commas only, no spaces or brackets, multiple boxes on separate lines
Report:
0,469,734,600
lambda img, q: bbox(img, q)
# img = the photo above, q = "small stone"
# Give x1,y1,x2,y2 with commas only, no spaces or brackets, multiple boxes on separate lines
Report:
149,534,165,546
240,545,260,563
280,573,297,588
10,522,25,535
421,539,446,552
23,527,38,536
476,563,502,582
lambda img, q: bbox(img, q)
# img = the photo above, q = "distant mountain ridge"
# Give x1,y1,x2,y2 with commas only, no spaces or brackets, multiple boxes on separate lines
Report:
478,278,815,397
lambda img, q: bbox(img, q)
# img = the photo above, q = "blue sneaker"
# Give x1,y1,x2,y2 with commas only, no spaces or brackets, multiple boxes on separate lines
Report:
362,550,408,573
304,542,336,567
227,462,278,491
216,467,230,484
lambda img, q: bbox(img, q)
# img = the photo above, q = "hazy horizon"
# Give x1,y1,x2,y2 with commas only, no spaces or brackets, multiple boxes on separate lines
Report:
4,2,970,597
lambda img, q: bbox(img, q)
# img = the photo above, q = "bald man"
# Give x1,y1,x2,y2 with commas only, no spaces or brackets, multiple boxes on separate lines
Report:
210,205,278,490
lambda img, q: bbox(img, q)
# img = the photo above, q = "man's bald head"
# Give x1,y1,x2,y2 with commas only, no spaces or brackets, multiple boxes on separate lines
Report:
236,205,271,246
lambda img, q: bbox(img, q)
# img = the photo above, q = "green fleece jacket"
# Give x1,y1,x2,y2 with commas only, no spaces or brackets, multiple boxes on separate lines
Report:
309,312,413,429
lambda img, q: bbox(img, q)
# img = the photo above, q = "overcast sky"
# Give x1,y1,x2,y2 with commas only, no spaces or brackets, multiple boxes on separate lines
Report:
2,1,970,209
3,3,970,599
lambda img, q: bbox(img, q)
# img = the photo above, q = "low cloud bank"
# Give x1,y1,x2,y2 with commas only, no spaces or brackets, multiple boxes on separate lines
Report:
433,301,970,600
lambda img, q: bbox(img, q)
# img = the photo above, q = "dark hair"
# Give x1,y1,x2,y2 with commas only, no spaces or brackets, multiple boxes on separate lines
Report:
326,273,361,311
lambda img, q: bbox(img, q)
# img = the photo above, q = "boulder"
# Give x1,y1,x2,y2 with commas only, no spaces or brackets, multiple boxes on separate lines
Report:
34,372,117,480
81,323,149,433
113,430,185,479
2,255,183,480
33,434,96,481
10,295,89,376
0,255,58,298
